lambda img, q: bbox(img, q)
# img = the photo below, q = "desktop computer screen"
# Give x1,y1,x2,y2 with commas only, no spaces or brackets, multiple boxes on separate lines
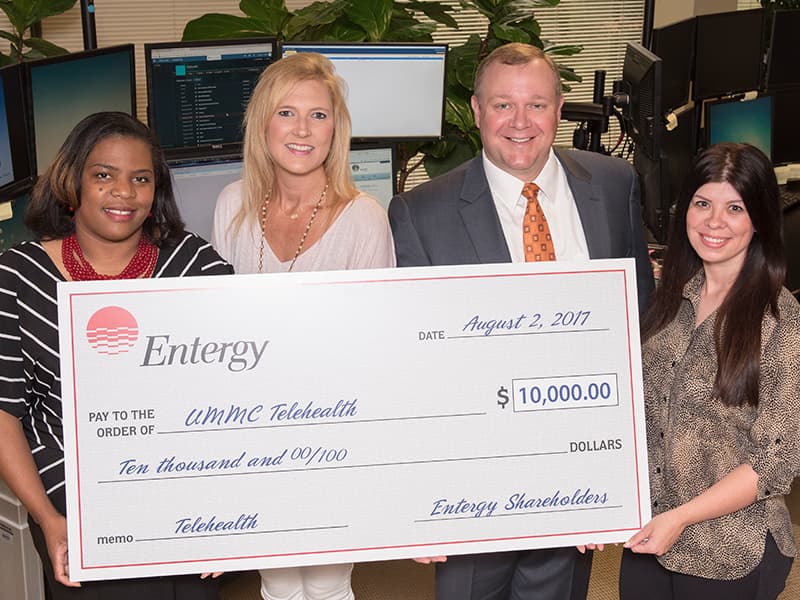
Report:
146,38,276,162
0,192,33,251
0,64,32,200
0,78,14,190
280,43,447,140
622,42,663,161
767,9,800,91
650,17,695,113
693,9,764,100
28,45,136,175
705,95,772,159
772,89,800,167
171,144,395,241
349,144,394,209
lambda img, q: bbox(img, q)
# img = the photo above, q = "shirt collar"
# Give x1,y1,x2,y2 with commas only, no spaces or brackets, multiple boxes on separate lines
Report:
481,148,558,207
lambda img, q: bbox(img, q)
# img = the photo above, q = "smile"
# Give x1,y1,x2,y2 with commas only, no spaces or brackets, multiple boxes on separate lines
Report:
286,143,314,152
701,234,727,245
506,137,533,143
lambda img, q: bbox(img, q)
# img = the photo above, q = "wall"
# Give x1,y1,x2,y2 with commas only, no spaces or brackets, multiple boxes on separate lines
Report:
654,0,740,27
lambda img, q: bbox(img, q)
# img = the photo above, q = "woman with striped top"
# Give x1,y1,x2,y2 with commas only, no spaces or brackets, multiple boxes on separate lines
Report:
0,112,232,599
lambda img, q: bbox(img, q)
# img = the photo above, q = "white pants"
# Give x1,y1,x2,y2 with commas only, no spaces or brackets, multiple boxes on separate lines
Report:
258,564,354,600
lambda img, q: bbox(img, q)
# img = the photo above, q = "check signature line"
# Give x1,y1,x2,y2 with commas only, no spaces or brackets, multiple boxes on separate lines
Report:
96,451,568,485
447,328,609,340
137,524,347,542
415,504,624,523
158,412,486,435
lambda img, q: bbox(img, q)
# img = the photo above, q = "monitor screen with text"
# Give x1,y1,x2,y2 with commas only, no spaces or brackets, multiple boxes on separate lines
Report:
281,43,447,140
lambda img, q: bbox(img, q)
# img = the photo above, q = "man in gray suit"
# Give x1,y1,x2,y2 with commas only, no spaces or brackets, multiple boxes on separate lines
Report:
389,43,654,599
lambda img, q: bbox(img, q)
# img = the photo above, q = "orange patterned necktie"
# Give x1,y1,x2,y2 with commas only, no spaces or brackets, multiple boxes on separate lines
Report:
522,182,556,262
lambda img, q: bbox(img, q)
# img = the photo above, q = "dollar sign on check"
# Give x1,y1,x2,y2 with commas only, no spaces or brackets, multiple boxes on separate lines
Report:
497,386,509,408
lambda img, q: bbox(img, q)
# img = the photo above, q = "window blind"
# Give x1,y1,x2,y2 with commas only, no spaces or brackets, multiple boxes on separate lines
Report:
4,1,645,188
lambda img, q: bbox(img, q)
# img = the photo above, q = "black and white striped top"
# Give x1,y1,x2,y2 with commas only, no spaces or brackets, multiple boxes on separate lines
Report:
0,234,233,501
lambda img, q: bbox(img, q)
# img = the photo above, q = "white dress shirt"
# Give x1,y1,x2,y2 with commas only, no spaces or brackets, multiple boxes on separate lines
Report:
483,149,590,263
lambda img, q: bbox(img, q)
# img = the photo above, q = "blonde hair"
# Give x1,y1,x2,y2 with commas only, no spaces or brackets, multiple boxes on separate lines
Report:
233,53,357,233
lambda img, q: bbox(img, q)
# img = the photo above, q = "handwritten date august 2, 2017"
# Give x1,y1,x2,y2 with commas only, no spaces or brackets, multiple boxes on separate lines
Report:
461,310,592,337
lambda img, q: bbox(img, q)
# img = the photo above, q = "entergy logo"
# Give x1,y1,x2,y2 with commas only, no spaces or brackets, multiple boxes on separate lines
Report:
85,306,139,355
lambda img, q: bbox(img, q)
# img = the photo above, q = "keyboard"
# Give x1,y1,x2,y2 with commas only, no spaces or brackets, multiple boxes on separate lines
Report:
781,186,800,211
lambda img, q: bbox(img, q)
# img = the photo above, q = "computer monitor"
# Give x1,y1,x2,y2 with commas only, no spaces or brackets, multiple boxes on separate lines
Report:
145,38,277,163
171,144,395,241
622,42,663,161
772,89,800,167
766,9,800,92
280,43,447,140
349,144,395,209
0,191,33,251
171,159,243,241
705,95,772,159
650,17,695,113
693,9,764,100
0,64,33,201
27,45,136,175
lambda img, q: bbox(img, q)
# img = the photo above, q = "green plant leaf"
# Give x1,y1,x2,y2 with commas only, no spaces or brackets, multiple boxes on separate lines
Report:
0,1,26,35
515,17,542,39
403,0,459,29
445,93,476,134
423,139,475,178
29,0,76,17
447,34,482,90
23,36,69,56
182,14,268,40
385,21,437,42
284,1,347,41
459,0,500,20
321,21,367,41
384,8,436,41
0,52,14,67
556,62,581,82
492,23,530,43
544,42,582,56
0,29,18,44
492,0,563,25
343,0,392,41
239,0,291,34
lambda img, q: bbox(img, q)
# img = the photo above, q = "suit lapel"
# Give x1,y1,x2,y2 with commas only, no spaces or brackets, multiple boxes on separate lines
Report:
556,149,612,259
458,158,512,263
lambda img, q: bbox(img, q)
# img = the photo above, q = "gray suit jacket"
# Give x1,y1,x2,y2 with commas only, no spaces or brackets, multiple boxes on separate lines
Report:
389,147,655,313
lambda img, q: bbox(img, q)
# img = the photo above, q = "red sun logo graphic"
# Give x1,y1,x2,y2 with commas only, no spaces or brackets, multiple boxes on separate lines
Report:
85,306,139,355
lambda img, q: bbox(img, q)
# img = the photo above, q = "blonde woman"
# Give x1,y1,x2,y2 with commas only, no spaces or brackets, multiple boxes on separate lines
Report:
212,53,394,600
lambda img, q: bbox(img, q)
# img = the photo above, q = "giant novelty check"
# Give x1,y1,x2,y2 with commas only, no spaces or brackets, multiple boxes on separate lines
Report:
59,260,651,581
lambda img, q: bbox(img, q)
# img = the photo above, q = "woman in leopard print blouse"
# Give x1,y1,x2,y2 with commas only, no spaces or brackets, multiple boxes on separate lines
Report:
619,143,799,599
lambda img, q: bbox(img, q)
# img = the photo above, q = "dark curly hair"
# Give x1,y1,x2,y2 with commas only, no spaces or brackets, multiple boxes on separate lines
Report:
25,111,185,245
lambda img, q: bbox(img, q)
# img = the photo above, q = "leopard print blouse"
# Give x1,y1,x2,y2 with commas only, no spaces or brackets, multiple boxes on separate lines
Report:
643,271,800,579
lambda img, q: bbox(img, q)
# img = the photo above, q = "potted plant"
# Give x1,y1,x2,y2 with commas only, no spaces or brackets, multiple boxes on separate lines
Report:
0,0,77,66
182,0,580,191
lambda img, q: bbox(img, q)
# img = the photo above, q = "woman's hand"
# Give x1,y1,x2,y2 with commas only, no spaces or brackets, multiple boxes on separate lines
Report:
576,543,605,554
201,572,224,579
40,514,81,587
412,556,447,564
624,509,687,556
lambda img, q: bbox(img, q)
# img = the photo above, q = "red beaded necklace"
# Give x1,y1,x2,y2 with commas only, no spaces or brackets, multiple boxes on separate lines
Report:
61,234,159,281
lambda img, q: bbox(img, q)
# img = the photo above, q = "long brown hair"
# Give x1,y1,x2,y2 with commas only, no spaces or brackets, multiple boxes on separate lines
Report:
641,143,785,407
